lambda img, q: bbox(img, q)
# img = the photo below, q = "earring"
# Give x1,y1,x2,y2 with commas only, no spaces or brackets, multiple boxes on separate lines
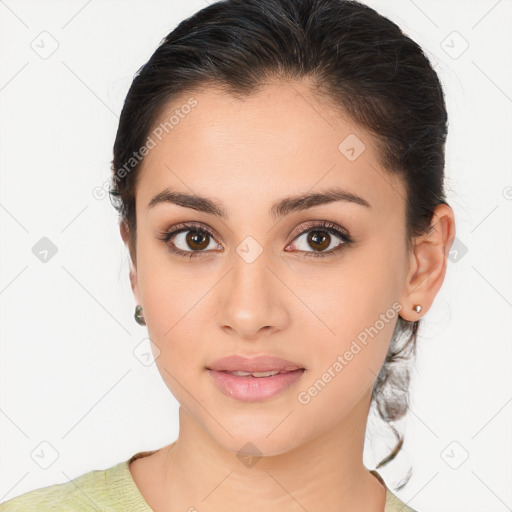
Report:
413,304,422,313
134,305,146,325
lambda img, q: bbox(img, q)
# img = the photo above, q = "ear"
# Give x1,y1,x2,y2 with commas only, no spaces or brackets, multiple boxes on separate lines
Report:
398,203,456,321
119,221,141,305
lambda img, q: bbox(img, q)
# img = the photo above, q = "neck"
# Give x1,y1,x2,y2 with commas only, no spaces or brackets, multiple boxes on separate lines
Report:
150,389,386,512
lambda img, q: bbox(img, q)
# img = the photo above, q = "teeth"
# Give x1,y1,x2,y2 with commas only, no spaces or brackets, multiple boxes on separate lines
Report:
228,370,281,377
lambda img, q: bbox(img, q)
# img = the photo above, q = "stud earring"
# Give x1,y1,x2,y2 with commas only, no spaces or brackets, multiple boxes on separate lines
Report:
134,305,146,325
413,304,422,313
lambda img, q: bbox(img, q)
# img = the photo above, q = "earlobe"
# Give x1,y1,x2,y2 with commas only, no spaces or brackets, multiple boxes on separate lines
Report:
398,204,456,321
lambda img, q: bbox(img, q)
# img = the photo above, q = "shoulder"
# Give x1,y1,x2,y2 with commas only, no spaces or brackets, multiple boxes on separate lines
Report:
385,489,419,512
369,469,419,512
0,461,127,512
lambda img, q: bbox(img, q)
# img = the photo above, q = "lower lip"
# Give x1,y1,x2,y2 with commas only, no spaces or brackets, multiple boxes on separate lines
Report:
207,369,305,402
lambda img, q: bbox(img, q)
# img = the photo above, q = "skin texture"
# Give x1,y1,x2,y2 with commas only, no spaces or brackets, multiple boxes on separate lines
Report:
121,80,456,512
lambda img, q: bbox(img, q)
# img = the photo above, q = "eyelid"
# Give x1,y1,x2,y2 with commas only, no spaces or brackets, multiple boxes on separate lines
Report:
167,221,216,235
287,220,350,241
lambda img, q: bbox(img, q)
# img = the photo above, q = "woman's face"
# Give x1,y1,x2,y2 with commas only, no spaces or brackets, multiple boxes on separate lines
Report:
127,80,412,456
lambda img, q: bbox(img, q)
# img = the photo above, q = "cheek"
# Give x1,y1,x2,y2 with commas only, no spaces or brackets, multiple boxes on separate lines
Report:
299,235,405,352
142,273,210,406
142,273,209,358
137,254,217,388
295,279,401,431
293,242,406,426
136,233,206,337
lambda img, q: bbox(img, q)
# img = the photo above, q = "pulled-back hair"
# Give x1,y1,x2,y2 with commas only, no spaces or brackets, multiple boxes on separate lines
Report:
110,0,449,489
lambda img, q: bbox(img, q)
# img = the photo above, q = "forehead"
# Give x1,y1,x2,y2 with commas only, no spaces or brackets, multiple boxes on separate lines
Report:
135,81,406,219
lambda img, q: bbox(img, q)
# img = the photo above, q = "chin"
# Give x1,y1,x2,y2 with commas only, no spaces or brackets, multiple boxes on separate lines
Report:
211,427,307,461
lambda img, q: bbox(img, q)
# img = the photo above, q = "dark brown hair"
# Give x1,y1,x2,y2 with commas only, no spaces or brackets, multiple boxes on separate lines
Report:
109,0,449,489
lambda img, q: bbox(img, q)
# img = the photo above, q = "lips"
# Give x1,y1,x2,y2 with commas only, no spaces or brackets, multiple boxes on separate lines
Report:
208,366,306,402
207,354,305,374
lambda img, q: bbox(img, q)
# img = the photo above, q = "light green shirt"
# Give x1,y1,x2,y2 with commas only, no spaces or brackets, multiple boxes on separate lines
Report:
0,450,418,511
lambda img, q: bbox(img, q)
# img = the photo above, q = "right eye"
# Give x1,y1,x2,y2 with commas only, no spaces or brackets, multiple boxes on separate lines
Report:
157,222,222,258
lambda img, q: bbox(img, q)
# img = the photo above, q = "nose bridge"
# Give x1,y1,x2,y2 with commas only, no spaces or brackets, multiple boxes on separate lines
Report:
215,235,288,337
229,234,273,299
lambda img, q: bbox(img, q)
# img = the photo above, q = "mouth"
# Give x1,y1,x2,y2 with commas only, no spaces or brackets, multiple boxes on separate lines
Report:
206,368,306,402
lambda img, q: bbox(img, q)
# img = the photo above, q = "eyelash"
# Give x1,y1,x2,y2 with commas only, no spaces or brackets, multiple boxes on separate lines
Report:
156,220,354,260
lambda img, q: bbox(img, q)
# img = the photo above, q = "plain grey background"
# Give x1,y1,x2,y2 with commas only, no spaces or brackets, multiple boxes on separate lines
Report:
0,1,511,510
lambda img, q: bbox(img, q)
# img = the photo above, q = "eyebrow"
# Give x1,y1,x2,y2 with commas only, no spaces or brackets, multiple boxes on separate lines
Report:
147,186,371,220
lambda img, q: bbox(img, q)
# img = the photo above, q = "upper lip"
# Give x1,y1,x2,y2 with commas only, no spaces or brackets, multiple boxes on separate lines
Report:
207,355,305,373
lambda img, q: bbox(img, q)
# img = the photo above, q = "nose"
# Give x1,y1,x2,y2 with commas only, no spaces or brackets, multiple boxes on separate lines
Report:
215,250,290,341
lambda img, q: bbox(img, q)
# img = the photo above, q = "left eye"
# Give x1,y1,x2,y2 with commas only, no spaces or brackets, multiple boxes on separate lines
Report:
284,221,353,258
290,227,348,255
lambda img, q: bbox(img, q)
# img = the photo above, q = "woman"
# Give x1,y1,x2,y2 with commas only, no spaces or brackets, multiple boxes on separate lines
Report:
0,0,456,510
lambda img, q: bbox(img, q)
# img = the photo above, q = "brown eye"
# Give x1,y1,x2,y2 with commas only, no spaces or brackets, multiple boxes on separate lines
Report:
307,230,332,251
288,221,353,258
171,228,217,253
185,230,210,250
156,222,221,258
